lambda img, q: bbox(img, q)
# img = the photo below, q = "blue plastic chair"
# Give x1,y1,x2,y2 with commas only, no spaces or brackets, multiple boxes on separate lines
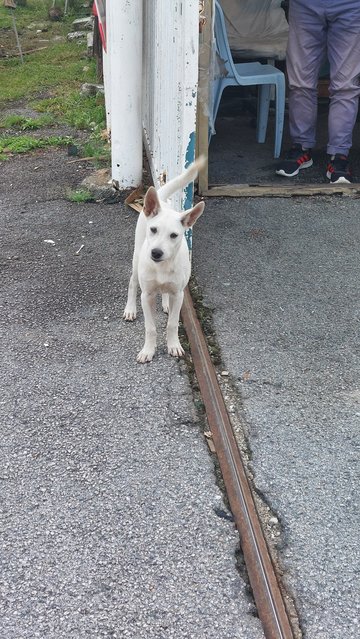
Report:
211,0,286,158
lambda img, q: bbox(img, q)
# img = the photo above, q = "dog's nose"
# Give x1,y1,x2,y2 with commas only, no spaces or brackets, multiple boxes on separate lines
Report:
151,248,164,261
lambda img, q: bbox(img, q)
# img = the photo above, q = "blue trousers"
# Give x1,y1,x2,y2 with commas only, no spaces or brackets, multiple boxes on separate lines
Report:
286,0,360,155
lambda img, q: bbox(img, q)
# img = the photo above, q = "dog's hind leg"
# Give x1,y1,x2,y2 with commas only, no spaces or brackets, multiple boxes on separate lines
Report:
166,291,185,357
137,291,157,363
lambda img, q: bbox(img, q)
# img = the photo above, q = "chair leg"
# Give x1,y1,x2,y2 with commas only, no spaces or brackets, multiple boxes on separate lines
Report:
209,80,226,143
274,75,285,158
256,84,271,144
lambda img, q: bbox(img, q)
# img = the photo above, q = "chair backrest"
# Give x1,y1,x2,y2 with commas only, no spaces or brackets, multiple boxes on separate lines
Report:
214,1,237,77
218,0,288,60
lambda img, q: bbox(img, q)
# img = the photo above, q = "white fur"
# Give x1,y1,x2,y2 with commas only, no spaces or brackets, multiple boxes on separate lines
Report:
123,157,205,363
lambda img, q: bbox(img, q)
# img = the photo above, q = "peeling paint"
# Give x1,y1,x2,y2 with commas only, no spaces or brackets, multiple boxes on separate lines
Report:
184,130,196,251
183,130,196,211
185,227,193,252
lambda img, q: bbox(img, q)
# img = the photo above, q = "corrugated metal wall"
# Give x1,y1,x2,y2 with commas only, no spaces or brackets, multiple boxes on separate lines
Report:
143,0,200,211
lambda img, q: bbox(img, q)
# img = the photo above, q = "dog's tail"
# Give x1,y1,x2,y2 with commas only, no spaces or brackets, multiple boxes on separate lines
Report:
157,155,206,202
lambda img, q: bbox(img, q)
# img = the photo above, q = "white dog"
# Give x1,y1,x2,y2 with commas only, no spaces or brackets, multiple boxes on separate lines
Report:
123,156,205,363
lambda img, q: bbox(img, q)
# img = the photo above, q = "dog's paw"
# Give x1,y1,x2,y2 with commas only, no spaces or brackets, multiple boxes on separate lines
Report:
167,342,185,358
137,348,155,363
123,307,137,321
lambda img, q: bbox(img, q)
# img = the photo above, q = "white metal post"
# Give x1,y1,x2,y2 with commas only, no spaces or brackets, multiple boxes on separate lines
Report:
107,0,143,188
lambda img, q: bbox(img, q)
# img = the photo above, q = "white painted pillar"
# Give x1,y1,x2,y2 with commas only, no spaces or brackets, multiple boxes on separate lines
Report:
107,0,143,188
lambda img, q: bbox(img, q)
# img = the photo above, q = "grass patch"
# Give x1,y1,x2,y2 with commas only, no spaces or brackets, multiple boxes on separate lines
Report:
0,0,52,31
34,91,105,131
0,113,55,130
0,43,96,104
0,0,97,105
0,133,71,158
81,134,110,164
66,189,94,204
34,91,109,163
0,0,85,33
0,1,109,164
66,188,94,203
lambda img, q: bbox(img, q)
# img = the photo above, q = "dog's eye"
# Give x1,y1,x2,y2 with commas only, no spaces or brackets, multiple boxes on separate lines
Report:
150,227,157,234
170,233,178,239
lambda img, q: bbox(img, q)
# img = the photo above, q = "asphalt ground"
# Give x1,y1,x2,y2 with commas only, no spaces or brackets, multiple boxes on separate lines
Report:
193,193,360,639
203,99,360,638
1,105,359,639
0,150,264,639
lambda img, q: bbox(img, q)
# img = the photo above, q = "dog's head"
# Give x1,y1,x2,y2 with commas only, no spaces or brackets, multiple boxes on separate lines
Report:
142,186,205,263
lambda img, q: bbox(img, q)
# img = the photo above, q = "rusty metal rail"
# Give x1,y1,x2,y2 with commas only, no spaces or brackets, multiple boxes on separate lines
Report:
181,286,295,639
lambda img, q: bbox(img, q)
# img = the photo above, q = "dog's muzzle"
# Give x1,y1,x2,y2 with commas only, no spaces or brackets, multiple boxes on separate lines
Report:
151,248,164,262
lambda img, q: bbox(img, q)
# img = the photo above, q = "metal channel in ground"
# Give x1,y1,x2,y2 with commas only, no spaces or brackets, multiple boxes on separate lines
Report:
181,287,295,639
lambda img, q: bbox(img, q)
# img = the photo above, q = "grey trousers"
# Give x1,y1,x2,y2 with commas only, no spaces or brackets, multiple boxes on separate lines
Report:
287,0,360,155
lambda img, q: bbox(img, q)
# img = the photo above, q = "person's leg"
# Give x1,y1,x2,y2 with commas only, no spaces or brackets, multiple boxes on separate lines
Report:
276,0,327,176
326,0,360,156
286,0,327,149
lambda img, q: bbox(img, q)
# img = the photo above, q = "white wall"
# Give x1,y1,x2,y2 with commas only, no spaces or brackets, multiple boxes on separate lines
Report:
142,0,200,212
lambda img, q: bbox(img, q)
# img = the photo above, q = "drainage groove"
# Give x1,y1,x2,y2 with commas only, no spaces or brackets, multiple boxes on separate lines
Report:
181,286,295,639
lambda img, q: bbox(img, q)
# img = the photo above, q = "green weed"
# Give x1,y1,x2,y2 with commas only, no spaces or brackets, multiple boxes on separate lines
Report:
34,92,105,131
81,135,110,164
0,114,55,130
66,188,94,203
0,134,71,156
34,92,109,163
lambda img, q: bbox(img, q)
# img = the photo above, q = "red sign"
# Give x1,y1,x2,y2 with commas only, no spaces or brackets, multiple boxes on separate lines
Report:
93,0,106,52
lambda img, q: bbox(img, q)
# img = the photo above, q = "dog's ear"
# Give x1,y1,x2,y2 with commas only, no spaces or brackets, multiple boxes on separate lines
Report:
143,186,160,217
180,201,205,228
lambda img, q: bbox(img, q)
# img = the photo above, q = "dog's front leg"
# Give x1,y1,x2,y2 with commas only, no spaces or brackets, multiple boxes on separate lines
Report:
166,291,185,357
162,293,169,314
123,263,138,321
137,291,157,363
